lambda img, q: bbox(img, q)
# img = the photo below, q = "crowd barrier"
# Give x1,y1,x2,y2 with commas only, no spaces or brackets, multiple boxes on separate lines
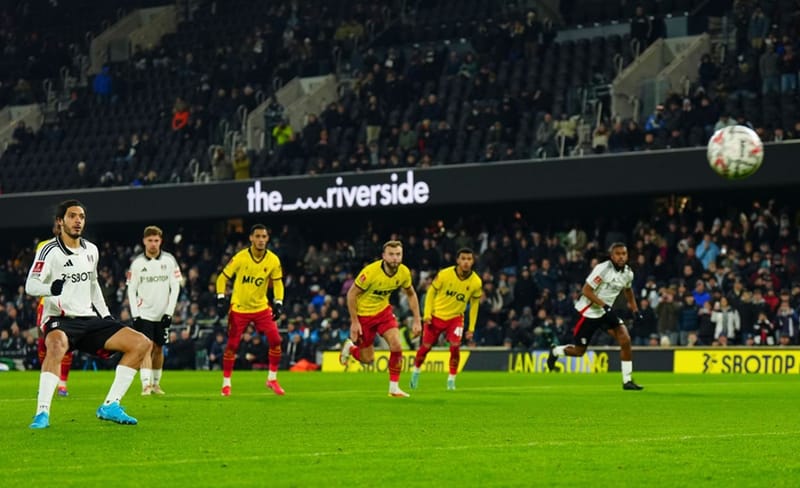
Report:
322,347,800,374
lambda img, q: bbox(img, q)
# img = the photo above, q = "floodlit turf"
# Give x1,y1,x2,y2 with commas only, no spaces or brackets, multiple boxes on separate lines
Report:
1,371,799,487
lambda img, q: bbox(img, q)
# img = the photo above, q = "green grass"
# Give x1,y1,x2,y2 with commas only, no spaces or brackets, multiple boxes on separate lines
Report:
1,371,799,487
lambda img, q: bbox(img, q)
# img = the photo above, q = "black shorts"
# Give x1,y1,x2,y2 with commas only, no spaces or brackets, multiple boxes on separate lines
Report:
133,318,169,346
44,317,125,356
572,313,623,346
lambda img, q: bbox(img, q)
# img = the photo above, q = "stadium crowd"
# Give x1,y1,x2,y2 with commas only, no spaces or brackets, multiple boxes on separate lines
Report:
2,197,799,371
5,0,800,194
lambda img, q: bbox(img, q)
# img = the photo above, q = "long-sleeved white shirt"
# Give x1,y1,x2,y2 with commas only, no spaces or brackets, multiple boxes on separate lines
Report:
25,236,110,321
127,251,182,321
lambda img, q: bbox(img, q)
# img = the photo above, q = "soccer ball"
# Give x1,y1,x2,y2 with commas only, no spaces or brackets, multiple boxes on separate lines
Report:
706,125,764,179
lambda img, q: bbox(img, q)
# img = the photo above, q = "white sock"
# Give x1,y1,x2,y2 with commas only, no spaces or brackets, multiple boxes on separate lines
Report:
448,374,456,381
152,368,162,385
389,380,399,391
36,372,59,415
621,360,633,383
140,368,152,388
413,366,421,374
222,377,231,387
552,345,567,356
267,370,277,381
58,379,67,388
104,365,137,405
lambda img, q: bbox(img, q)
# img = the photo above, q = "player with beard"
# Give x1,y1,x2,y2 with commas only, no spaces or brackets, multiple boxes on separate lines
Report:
26,199,150,428
547,242,644,390
340,240,422,397
34,222,75,397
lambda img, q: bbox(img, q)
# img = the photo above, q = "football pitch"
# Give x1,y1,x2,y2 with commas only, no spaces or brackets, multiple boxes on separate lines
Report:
1,371,798,487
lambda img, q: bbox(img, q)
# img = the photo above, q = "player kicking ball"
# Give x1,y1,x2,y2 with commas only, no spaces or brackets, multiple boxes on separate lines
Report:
547,242,644,390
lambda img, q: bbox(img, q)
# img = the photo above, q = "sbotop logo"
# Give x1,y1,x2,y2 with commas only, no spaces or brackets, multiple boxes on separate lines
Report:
246,170,431,213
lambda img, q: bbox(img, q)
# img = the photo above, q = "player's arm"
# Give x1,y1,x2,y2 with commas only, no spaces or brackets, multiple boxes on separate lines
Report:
90,257,112,319
423,280,438,322
270,263,284,319
215,257,236,318
25,246,58,296
166,257,182,316
346,281,365,341
581,283,606,308
466,292,481,341
623,287,639,316
404,285,422,337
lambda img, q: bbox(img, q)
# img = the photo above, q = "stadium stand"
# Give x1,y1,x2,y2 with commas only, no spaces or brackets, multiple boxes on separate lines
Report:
1,1,800,370
7,0,798,194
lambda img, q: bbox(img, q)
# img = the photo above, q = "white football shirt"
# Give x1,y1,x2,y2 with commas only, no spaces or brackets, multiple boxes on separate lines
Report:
574,260,633,318
127,251,182,321
25,236,111,322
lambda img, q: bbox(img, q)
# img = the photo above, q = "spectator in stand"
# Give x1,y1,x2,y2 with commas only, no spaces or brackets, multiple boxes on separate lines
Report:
364,95,383,145
644,104,667,137
623,120,644,151
532,112,556,158
778,44,798,93
272,118,294,146
630,6,652,52
748,7,770,51
232,147,251,180
712,296,741,344
698,54,719,91
92,66,114,104
760,39,780,95
211,147,233,181
172,97,190,132
591,122,609,154
696,233,721,270
71,161,95,189
608,121,627,153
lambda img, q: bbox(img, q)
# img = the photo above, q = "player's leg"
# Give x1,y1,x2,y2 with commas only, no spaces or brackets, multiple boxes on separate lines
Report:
58,352,73,396
31,328,70,428
343,316,377,365
221,312,246,395
255,312,285,395
547,317,595,372
134,320,155,394
608,325,643,390
444,321,465,390
140,340,154,395
97,323,150,423
382,327,408,397
150,324,168,394
411,320,442,389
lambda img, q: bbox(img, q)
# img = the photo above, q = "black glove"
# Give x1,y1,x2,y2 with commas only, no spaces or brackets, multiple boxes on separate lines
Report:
161,314,172,327
272,301,283,321
133,317,142,328
216,295,228,318
50,279,65,296
602,304,619,323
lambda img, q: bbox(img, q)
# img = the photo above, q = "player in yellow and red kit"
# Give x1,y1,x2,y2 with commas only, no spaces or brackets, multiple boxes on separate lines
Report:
339,240,422,397
410,248,482,391
216,224,285,396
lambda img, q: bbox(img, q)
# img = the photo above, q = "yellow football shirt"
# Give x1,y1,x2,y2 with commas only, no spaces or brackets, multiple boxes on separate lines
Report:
217,248,283,313
424,266,482,330
353,260,412,316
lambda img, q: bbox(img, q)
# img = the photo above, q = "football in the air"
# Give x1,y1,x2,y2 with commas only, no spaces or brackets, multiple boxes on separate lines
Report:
706,125,764,179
